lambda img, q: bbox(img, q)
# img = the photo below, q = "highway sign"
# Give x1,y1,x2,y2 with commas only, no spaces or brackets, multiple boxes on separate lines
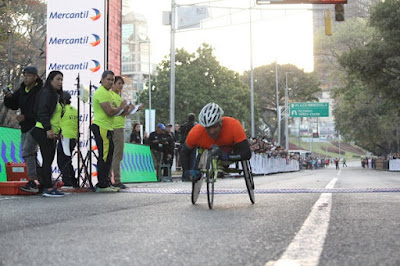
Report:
290,102,329,117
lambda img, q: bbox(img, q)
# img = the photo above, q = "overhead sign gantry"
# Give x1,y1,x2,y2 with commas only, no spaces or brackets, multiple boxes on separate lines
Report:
256,0,347,4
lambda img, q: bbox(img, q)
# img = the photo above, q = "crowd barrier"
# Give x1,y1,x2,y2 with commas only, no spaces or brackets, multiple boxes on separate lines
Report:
249,153,299,175
389,159,400,171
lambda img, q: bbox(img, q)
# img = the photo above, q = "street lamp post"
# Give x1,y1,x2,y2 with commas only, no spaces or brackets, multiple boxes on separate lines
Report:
285,72,292,151
275,62,280,146
138,40,152,130
249,1,255,138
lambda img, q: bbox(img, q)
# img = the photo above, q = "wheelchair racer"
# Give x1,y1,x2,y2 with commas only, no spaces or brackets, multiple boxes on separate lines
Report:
180,102,252,182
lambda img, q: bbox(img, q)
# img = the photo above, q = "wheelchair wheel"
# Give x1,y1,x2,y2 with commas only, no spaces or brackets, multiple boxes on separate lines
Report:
242,160,255,204
206,157,216,209
191,176,204,204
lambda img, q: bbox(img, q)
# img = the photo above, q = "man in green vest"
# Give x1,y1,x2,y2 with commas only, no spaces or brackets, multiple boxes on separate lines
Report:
57,91,78,187
91,70,127,192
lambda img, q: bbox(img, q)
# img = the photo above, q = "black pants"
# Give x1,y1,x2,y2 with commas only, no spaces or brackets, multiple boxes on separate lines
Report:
57,139,78,187
91,124,114,188
31,127,56,189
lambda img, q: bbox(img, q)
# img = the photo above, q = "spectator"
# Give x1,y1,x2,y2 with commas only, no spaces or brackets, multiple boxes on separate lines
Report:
148,123,168,181
4,66,43,193
91,70,127,193
143,131,149,145
57,91,78,188
342,157,347,167
164,124,176,173
174,124,182,144
334,158,339,170
130,122,142,144
179,113,196,145
31,70,64,197
109,76,136,190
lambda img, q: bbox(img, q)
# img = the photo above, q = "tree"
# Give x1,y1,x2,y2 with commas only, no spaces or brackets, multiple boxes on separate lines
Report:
333,0,400,155
241,64,321,141
0,0,46,128
139,43,252,133
314,17,376,89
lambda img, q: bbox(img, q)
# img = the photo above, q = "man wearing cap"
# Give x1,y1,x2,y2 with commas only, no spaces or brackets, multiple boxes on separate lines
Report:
57,91,79,187
148,123,168,181
4,66,43,193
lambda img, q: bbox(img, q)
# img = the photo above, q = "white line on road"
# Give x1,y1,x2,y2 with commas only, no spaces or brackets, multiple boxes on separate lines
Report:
266,178,338,266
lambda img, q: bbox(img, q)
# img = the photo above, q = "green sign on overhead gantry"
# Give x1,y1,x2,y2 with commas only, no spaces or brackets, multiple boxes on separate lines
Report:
290,102,329,118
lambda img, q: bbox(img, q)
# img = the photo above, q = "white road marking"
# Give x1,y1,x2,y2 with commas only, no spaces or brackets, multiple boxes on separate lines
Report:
266,178,337,266
337,169,341,176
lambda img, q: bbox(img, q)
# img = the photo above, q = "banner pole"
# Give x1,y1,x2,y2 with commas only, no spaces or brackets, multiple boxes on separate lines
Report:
89,81,92,182
76,73,81,186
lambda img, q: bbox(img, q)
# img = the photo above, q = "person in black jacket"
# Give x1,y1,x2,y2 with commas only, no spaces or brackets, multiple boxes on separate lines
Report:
130,122,142,144
30,70,65,197
180,113,196,145
4,66,43,193
148,123,168,181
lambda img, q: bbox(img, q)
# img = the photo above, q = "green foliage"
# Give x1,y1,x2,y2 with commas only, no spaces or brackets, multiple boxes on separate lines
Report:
333,0,400,155
241,64,321,140
314,17,376,88
139,43,252,132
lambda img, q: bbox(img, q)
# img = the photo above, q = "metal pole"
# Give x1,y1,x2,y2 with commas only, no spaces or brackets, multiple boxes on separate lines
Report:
298,118,301,148
169,0,176,129
249,1,255,138
275,62,280,145
338,131,341,159
76,74,80,186
147,41,152,132
148,42,151,110
285,72,289,151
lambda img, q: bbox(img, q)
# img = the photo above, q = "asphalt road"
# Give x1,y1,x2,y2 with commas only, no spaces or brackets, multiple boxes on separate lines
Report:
1,161,400,266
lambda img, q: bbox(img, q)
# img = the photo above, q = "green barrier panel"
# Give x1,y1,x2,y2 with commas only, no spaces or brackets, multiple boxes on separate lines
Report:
0,126,157,183
121,143,157,182
0,127,23,182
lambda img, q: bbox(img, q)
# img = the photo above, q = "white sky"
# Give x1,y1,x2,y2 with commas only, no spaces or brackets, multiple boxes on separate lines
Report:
129,0,314,74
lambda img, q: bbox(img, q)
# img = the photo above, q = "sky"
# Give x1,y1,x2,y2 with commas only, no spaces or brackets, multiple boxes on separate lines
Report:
128,0,314,74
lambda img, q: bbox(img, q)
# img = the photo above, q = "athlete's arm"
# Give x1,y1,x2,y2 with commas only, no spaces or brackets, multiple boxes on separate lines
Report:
228,139,252,161
180,143,194,172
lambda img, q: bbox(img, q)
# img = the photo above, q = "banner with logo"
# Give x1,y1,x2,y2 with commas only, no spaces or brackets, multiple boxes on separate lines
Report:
47,0,105,93
47,0,106,183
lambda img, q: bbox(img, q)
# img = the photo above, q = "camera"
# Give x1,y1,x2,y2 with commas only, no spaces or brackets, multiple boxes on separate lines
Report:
2,86,11,94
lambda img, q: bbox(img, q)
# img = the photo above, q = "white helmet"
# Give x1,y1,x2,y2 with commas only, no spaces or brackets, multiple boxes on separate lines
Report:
199,102,224,127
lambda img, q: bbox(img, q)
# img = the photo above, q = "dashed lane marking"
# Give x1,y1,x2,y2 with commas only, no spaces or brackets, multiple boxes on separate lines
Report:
120,187,400,194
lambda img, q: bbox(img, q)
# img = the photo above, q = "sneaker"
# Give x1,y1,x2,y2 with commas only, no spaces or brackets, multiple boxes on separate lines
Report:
95,186,119,193
112,183,128,189
20,180,39,193
42,188,65,198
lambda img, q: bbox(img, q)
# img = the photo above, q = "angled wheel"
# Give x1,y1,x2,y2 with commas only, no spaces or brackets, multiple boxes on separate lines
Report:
191,176,204,204
242,160,255,204
206,157,217,209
